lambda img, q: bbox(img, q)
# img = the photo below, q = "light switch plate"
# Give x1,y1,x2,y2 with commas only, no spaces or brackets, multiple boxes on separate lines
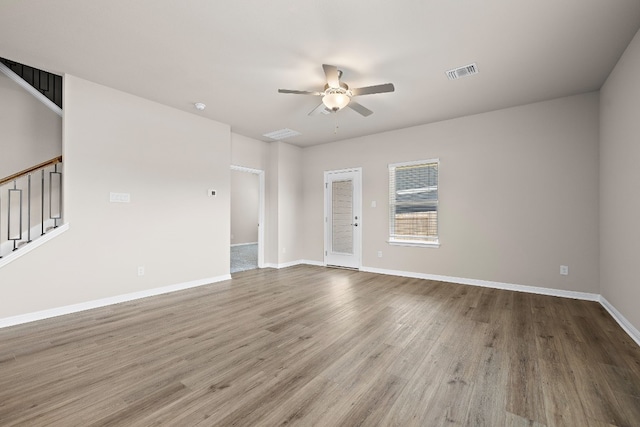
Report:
110,192,130,203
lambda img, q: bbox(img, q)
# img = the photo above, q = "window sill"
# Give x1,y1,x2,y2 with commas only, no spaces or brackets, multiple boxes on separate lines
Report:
387,240,440,248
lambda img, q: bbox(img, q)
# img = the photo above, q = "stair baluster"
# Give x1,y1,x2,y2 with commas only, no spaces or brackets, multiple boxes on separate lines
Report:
0,158,63,260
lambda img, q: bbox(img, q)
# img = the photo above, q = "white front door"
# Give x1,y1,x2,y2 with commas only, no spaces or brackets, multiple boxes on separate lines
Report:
324,168,362,269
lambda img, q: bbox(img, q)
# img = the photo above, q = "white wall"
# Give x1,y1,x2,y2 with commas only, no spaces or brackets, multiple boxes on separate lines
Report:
230,170,259,244
0,72,61,178
302,92,600,293
600,28,640,332
276,142,303,264
231,133,270,171
0,75,231,318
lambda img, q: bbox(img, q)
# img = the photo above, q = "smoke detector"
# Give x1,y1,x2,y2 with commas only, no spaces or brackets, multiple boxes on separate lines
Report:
194,102,206,110
446,63,479,80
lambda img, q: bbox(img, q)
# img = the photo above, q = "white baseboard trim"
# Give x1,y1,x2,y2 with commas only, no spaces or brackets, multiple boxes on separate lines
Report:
264,259,324,269
0,223,70,270
0,273,231,329
599,296,640,347
360,266,600,301
301,259,325,267
264,260,302,269
230,242,258,247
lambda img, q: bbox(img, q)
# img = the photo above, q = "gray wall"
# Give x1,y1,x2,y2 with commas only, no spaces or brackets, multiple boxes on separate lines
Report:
0,75,231,318
600,28,640,331
230,170,259,245
302,92,601,293
0,72,61,178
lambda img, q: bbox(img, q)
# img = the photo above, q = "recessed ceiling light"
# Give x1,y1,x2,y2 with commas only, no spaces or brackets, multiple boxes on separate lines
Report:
194,102,206,110
263,128,301,140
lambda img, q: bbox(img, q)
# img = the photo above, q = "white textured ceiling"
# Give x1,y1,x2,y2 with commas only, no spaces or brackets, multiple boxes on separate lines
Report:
1,1,639,146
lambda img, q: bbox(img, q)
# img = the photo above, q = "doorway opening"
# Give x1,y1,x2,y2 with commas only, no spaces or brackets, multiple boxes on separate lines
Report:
230,165,265,273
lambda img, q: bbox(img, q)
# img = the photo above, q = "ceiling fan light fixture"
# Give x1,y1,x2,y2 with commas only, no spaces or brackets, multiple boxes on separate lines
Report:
278,64,394,117
322,88,351,112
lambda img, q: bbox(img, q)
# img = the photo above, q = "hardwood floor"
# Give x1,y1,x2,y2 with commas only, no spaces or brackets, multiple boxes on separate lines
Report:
1,265,639,426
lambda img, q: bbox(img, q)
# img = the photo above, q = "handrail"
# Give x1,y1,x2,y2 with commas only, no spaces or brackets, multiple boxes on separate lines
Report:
0,156,62,186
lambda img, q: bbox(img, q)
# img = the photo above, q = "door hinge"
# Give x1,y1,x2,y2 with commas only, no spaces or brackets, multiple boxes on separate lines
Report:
325,251,328,256
325,182,328,189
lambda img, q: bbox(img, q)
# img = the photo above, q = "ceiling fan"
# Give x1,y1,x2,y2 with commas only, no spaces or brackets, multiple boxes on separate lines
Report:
278,64,395,117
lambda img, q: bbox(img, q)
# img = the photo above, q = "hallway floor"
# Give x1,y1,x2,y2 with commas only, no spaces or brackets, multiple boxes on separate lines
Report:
230,243,258,273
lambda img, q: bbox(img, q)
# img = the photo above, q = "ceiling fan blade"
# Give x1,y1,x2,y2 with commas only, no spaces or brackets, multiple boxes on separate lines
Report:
347,101,373,117
309,103,329,116
322,64,340,88
278,89,322,95
350,83,395,96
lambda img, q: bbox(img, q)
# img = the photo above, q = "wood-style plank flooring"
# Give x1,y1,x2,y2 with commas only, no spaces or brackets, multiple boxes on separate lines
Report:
1,265,639,426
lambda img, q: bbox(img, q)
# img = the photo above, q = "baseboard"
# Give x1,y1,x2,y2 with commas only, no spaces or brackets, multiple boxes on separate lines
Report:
599,296,640,347
230,242,258,247
264,260,302,269
0,223,70,270
0,273,231,329
264,259,325,269
360,266,600,301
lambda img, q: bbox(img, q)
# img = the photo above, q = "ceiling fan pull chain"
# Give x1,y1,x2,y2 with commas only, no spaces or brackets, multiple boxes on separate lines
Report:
334,112,339,134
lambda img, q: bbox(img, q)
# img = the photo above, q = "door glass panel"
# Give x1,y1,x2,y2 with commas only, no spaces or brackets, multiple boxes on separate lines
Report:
332,179,353,254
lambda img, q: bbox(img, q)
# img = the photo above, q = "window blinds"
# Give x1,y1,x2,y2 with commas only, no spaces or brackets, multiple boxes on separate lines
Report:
388,160,439,244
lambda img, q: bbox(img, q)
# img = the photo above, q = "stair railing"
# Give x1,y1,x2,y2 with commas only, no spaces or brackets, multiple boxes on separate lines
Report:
0,157,62,259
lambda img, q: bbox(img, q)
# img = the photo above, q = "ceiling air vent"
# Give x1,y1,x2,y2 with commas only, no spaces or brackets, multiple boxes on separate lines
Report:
263,128,301,141
446,63,478,80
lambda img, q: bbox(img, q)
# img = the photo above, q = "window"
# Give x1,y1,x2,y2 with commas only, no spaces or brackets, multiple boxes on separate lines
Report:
388,159,439,247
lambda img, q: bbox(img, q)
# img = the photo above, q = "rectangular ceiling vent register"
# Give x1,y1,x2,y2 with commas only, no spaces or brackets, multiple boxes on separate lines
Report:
446,63,478,80
263,128,301,140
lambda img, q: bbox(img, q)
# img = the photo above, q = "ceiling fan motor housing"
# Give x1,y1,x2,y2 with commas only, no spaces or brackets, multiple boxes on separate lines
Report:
324,81,349,90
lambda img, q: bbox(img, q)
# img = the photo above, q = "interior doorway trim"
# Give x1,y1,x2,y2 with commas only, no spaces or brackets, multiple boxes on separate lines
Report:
231,165,265,268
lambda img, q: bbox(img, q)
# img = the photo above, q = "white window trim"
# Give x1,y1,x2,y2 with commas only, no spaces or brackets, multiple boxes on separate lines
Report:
388,239,440,248
388,158,440,248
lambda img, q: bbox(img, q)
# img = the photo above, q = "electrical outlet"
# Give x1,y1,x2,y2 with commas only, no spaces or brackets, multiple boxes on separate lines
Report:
560,265,569,276
138,266,145,276
371,201,377,208
377,251,383,258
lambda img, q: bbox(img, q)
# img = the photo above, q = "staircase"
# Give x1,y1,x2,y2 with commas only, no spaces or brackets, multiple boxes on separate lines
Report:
0,157,63,261
0,57,65,266
0,57,62,109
